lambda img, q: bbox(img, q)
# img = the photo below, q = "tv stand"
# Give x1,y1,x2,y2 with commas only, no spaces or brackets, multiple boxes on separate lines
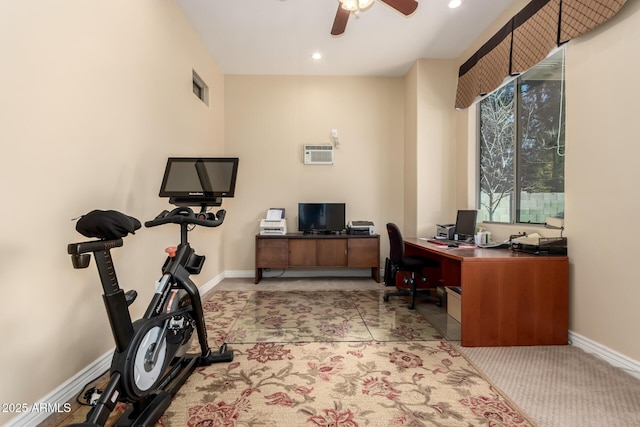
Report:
302,230,345,235
255,233,380,284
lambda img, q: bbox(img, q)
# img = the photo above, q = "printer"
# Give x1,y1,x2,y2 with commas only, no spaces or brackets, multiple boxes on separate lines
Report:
259,219,287,235
436,224,455,240
347,220,375,235
259,208,287,235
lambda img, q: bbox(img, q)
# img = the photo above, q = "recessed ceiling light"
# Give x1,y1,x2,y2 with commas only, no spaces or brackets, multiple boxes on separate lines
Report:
448,0,462,8
312,52,322,60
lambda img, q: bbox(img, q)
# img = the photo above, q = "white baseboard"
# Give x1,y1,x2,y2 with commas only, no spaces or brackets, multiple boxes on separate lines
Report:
4,349,112,427
200,271,226,294
569,330,640,380
223,270,254,279
224,269,383,280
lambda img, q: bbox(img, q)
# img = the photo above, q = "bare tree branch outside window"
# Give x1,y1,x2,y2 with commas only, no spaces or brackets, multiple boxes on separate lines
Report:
479,49,565,224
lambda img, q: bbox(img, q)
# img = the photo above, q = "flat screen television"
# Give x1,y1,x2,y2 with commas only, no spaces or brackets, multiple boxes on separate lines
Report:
298,203,346,234
159,157,239,207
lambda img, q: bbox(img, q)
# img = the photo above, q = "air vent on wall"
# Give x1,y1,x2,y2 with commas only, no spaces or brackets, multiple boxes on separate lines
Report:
303,144,334,165
192,69,208,105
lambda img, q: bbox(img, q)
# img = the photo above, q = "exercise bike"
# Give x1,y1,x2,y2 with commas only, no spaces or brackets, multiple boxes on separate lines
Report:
67,206,234,426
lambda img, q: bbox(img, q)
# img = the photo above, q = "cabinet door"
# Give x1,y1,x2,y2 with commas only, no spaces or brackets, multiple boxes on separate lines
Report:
288,239,317,266
256,238,288,268
347,237,379,267
317,239,347,266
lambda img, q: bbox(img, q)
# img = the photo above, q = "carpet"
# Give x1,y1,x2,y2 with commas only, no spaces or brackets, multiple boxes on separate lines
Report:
56,289,537,426
458,345,640,427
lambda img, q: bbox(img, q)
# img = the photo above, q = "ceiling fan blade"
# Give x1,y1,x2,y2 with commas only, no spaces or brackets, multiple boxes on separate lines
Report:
331,5,350,36
380,0,418,16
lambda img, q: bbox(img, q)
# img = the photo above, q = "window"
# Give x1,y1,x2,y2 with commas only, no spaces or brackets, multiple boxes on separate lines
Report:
478,48,565,224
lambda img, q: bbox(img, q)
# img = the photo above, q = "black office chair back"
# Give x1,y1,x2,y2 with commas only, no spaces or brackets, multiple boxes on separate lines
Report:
387,223,405,265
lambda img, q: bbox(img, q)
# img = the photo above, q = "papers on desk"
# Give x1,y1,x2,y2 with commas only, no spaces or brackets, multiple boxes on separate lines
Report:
510,233,543,246
510,232,567,255
477,240,510,249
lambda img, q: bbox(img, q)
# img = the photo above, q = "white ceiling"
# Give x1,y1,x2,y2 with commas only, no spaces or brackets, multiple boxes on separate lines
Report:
176,0,526,77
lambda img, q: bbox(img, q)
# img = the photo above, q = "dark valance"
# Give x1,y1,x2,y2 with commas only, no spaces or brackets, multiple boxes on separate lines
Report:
455,0,627,109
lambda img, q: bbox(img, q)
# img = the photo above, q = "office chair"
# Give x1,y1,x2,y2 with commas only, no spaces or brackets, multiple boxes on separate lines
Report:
383,223,441,310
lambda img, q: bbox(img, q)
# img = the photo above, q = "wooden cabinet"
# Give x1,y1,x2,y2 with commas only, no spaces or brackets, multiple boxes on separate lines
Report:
255,234,379,283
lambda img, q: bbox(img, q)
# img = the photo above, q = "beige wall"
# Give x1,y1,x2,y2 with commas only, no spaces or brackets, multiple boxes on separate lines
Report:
403,63,419,235
223,75,405,270
403,59,460,237
563,0,640,360
414,59,459,237
0,1,226,423
454,1,640,364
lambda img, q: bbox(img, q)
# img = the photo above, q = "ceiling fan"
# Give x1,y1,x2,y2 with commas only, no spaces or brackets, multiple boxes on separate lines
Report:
331,0,419,36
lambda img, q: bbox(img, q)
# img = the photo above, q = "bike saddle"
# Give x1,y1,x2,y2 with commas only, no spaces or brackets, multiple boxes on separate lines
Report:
75,209,141,240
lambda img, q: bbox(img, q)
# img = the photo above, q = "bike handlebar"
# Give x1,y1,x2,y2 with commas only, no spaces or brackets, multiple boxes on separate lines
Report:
144,206,226,229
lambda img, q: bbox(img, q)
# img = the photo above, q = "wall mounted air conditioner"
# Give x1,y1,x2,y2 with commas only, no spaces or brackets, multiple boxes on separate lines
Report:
303,144,334,165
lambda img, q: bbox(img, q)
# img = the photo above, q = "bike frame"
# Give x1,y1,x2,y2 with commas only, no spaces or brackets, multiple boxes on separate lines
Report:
67,207,232,426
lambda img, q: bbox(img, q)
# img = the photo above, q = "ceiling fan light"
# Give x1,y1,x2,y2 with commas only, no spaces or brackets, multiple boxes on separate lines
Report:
339,0,374,12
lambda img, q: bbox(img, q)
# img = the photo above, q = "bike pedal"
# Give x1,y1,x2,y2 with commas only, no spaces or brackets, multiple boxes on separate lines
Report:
83,387,103,406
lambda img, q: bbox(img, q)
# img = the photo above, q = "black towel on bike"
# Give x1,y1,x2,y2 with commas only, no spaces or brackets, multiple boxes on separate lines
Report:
76,210,141,240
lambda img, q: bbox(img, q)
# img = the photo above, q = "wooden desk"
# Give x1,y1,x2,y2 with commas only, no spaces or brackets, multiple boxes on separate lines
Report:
404,238,569,347
255,234,380,284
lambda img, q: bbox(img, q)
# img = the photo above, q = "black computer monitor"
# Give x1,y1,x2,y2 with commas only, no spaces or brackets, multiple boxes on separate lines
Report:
159,157,239,207
298,203,346,234
454,210,477,240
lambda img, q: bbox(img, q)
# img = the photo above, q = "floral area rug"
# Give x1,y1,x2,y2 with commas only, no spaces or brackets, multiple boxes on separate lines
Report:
165,340,536,427
172,289,536,426
58,290,537,427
